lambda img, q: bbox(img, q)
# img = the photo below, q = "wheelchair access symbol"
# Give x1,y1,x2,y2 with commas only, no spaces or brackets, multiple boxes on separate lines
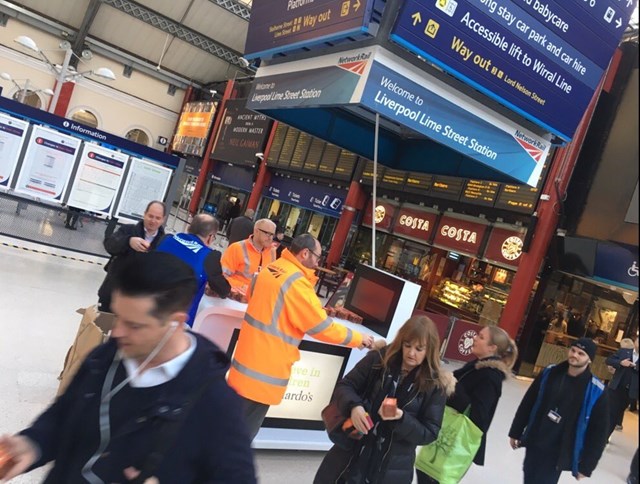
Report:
628,261,638,278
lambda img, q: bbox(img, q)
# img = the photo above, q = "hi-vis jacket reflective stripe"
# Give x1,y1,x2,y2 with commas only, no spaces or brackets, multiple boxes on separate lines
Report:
227,249,364,405
221,237,275,289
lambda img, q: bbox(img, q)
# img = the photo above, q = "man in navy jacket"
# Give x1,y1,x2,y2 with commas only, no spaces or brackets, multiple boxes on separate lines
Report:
606,336,639,436
0,252,256,483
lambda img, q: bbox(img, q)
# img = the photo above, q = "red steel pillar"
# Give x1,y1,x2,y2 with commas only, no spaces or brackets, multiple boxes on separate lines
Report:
498,76,606,338
188,80,235,215
325,180,368,267
48,81,75,117
246,121,279,211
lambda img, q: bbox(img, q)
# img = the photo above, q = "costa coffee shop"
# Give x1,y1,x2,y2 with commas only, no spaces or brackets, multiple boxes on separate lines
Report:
347,203,528,326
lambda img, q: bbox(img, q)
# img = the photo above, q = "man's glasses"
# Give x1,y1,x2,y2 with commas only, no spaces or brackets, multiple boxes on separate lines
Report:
309,249,322,259
257,228,275,237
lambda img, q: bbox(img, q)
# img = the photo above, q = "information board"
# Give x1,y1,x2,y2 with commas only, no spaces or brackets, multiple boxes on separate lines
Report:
245,0,377,60
0,113,29,189
290,130,311,171
462,179,500,206
380,167,407,189
278,127,300,168
303,137,326,173
359,159,385,185
267,124,288,164
390,0,637,140
494,183,539,213
334,150,358,180
116,158,172,219
431,175,465,200
404,171,434,194
319,143,341,176
15,125,81,201
67,143,129,216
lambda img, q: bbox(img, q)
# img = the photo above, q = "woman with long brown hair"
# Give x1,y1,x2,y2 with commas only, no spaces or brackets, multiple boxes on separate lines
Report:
416,325,518,483
314,316,455,484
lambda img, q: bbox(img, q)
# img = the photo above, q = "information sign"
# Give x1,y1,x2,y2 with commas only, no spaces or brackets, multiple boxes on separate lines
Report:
116,158,172,219
462,179,500,206
0,113,29,188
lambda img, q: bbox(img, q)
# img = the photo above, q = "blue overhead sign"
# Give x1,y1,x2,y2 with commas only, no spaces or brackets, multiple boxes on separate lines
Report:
390,0,637,141
244,0,377,60
264,176,346,218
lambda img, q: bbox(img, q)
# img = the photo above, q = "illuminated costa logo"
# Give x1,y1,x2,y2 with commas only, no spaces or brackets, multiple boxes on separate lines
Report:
440,224,477,243
374,205,386,224
398,215,430,231
457,330,477,356
501,236,524,261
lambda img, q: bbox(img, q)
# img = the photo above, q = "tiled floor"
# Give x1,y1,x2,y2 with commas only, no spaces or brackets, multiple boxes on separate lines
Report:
0,235,636,483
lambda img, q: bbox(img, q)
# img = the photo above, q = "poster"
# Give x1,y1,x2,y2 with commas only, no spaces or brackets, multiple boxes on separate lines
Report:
116,157,172,219
0,113,29,189
15,126,81,201
66,143,129,216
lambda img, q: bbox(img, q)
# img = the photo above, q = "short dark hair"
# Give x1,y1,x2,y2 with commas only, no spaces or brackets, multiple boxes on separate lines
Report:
145,200,166,216
188,213,219,237
111,252,197,318
290,233,317,255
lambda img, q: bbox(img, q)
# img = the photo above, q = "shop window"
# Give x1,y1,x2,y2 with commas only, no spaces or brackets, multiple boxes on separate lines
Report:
12,90,42,109
71,109,98,128
126,128,150,146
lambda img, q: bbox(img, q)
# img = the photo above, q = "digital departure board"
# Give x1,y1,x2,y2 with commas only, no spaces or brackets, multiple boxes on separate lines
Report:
334,150,358,181
431,176,464,201
462,180,500,207
303,137,325,173
319,143,340,176
360,160,385,185
267,124,287,164
290,131,311,171
380,168,407,189
277,127,299,168
494,184,539,213
404,172,433,194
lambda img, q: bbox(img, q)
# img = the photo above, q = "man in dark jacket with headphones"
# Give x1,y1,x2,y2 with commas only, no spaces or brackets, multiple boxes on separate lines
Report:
0,252,256,483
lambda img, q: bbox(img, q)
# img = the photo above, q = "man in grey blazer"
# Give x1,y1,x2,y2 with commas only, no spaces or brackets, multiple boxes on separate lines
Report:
606,336,639,436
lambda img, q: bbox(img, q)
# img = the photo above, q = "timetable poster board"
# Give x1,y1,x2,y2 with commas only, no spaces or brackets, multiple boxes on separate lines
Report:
67,143,129,216
0,113,29,189
15,126,81,201
116,158,172,219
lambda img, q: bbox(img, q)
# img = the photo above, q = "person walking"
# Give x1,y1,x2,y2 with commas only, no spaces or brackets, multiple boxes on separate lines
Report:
156,213,230,325
605,336,638,436
416,326,518,483
227,233,374,440
314,316,454,484
0,252,256,483
97,200,166,312
227,209,255,245
509,338,609,484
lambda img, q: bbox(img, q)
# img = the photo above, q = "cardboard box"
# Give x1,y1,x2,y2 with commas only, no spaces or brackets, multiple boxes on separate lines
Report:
56,306,115,396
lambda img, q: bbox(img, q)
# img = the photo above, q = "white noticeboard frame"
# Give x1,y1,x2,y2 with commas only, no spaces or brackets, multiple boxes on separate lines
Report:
115,157,172,220
0,113,29,190
66,143,130,216
14,125,81,202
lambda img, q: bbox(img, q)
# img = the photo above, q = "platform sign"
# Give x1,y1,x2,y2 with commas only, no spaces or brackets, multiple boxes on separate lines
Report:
244,0,376,60
390,0,637,141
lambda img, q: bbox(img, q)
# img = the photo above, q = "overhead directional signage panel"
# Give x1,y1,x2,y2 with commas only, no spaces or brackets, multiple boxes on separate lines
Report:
244,0,376,60
391,0,610,140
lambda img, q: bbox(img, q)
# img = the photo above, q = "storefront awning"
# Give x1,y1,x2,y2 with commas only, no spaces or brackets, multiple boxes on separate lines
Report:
247,46,553,187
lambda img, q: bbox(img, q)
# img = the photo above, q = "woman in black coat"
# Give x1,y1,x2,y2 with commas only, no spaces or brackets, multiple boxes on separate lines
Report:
416,326,518,483
314,316,455,484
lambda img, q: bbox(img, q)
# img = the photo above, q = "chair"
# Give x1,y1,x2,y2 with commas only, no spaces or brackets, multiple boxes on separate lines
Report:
316,271,344,299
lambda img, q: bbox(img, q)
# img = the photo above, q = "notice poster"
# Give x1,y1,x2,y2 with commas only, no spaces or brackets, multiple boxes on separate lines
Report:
265,349,347,422
66,143,129,216
116,157,172,219
0,113,29,188
15,126,81,201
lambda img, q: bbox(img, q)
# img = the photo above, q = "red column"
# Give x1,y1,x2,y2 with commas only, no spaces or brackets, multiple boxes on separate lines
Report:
498,76,606,338
188,80,235,215
246,121,280,211
325,180,367,267
48,81,75,117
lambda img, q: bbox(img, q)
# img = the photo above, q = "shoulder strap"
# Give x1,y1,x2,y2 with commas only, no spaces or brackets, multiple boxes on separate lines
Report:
131,375,218,483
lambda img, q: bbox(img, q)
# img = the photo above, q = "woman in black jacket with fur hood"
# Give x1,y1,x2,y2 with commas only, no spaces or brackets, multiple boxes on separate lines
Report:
417,325,518,483
314,316,455,484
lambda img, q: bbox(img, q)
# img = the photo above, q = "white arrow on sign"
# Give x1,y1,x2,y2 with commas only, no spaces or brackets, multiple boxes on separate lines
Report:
412,12,422,26
627,0,633,8
616,17,623,28
353,0,361,12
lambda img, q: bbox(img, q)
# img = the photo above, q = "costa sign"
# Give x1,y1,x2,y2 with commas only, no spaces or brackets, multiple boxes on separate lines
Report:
393,206,438,241
363,200,397,232
484,227,527,268
433,215,487,255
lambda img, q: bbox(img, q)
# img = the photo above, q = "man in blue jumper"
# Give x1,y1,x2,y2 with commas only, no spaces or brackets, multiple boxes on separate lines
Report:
157,213,231,326
509,338,609,483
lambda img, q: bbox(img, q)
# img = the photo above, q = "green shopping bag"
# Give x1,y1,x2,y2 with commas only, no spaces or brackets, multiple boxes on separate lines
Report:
415,406,483,484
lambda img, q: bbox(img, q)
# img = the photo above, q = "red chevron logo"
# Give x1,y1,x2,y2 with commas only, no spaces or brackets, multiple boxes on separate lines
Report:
514,137,544,162
338,60,367,76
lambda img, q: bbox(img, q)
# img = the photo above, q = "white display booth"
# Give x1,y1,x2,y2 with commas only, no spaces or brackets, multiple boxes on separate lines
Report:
192,264,420,450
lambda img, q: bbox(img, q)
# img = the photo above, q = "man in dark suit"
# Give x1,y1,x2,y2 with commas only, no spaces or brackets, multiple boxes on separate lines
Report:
606,336,639,436
227,209,255,245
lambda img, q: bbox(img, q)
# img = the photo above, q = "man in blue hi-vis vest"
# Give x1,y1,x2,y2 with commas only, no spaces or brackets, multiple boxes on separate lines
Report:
157,214,230,325
509,338,609,484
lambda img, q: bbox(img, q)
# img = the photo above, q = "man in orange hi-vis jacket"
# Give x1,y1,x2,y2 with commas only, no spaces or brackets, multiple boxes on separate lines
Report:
227,233,375,440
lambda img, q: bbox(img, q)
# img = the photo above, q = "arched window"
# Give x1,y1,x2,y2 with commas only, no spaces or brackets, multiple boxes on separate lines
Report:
71,109,99,128
126,128,150,146
12,90,43,109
